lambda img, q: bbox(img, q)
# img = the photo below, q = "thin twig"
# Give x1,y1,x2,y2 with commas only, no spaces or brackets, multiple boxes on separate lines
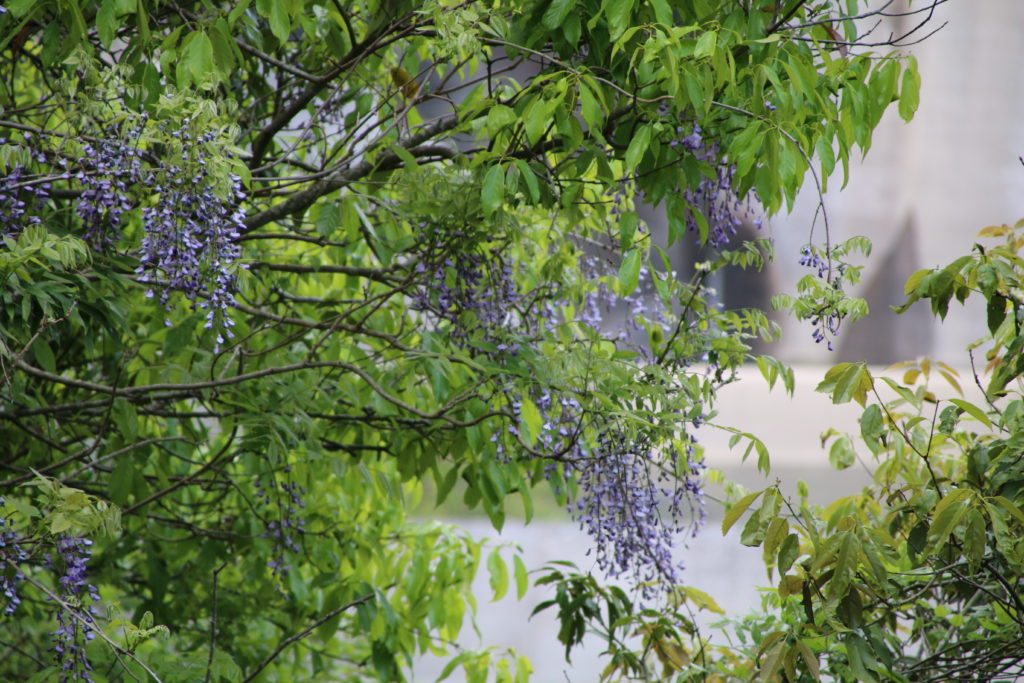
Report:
241,593,374,682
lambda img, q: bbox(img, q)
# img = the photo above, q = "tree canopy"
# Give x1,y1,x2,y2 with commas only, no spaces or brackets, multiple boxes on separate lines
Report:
5,1,1018,682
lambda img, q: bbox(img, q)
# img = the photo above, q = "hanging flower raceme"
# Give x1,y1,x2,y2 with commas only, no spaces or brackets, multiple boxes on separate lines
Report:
137,121,246,348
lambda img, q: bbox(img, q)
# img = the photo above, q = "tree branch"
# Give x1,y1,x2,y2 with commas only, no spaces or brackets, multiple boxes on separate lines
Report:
241,594,374,682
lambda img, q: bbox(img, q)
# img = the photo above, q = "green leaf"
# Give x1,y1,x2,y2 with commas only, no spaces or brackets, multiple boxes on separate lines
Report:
267,0,291,44
694,30,717,59
818,362,873,406
513,554,528,599
828,436,856,470
740,510,766,547
603,0,635,40
762,517,789,563
481,164,505,216
4,0,39,17
860,403,883,439
986,295,1008,336
518,396,543,447
963,508,986,568
949,398,992,429
390,143,418,168
487,549,509,601
315,202,341,237
722,490,764,535
991,496,1024,527
624,123,652,172
928,489,972,552
618,211,639,250
32,339,56,373
845,633,879,683
185,32,215,87
777,533,800,574
513,159,540,203
618,249,641,295
486,105,517,136
578,82,604,132
542,0,577,30
795,640,821,681
829,532,858,600
96,0,118,49
898,57,920,121
814,135,836,177
522,95,558,145
682,586,724,614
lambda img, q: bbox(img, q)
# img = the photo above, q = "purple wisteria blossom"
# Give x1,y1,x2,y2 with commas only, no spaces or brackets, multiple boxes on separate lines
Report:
0,501,28,616
74,121,144,250
668,121,762,247
799,245,845,351
137,122,246,348
411,236,521,355
573,433,704,596
50,536,100,682
255,469,307,583
0,161,49,236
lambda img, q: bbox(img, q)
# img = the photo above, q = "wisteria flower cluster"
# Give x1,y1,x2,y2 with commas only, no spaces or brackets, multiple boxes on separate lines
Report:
799,245,845,351
138,120,246,347
3,115,246,349
668,122,762,248
502,222,707,595
49,536,100,682
572,432,704,596
0,501,28,617
254,470,307,582
500,385,705,597
73,123,144,251
411,234,521,354
495,390,587,470
0,160,49,237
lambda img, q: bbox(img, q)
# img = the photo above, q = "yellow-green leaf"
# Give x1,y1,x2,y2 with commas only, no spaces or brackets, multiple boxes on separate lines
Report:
683,585,724,614
722,489,764,535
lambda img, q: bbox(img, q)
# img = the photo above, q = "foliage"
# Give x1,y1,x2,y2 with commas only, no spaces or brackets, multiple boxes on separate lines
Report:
702,222,1024,682
0,0,936,681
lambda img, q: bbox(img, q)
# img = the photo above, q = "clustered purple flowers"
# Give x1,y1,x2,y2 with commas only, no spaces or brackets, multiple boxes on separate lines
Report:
0,160,49,236
411,236,521,354
484,219,708,595
0,502,28,617
573,434,704,595
254,471,307,582
138,121,245,347
501,388,705,595
73,122,144,251
799,245,845,351
2,118,246,349
669,122,761,248
49,536,100,682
